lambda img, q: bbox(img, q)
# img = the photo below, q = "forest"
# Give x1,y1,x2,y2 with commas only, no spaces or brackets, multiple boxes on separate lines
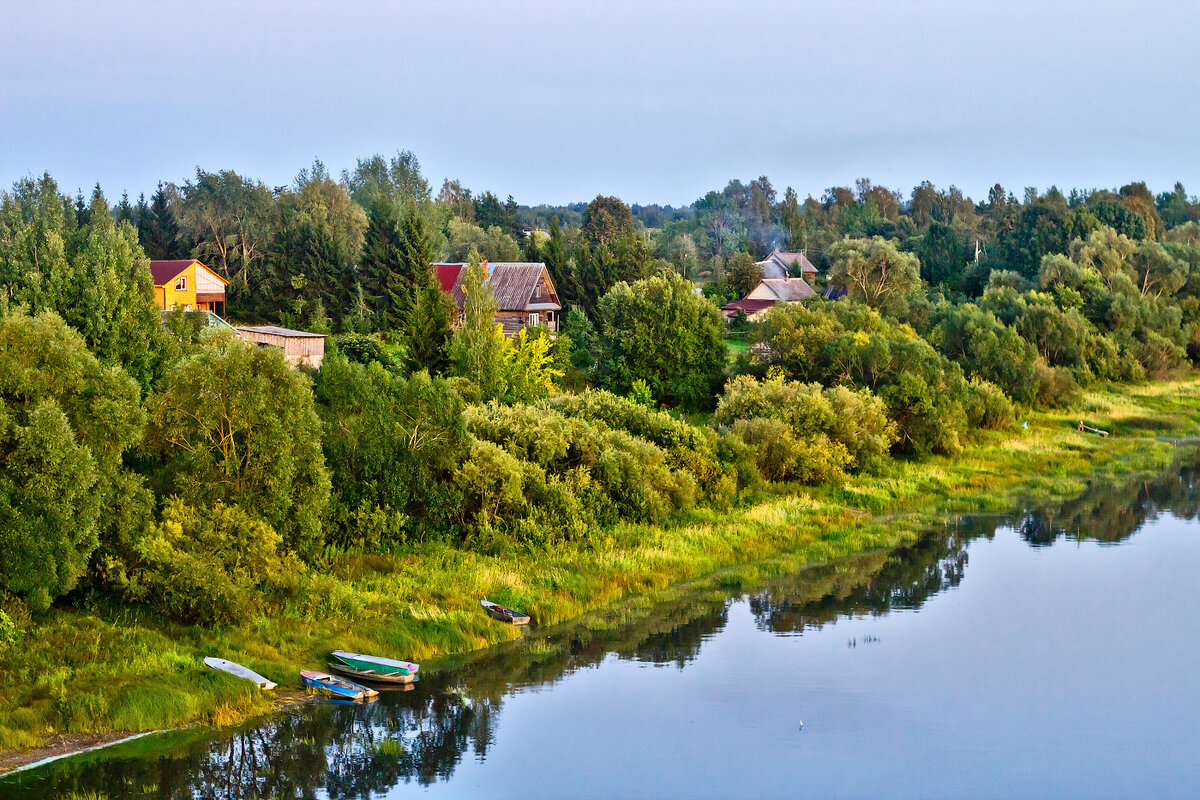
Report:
2,151,1200,638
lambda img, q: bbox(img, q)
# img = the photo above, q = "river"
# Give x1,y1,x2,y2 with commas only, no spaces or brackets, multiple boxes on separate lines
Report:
4,458,1199,799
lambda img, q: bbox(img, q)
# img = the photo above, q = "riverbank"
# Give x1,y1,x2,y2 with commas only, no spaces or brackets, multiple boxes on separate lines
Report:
3,377,1200,772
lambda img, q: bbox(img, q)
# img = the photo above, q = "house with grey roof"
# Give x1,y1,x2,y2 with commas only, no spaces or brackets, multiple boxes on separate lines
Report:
433,261,562,337
757,248,818,282
722,276,816,321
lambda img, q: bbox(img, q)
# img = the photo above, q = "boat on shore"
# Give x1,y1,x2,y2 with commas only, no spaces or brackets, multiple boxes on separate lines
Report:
329,651,419,678
203,657,277,690
300,670,378,701
327,660,417,684
481,599,531,625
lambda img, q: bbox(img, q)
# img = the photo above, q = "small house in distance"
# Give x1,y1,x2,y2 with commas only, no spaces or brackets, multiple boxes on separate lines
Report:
434,261,561,336
235,325,327,369
722,277,815,321
150,259,228,314
757,248,818,283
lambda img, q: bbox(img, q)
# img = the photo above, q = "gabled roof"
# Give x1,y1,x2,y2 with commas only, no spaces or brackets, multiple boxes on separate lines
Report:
488,263,559,311
433,263,468,295
758,249,817,279
758,278,816,302
149,259,228,286
431,261,560,312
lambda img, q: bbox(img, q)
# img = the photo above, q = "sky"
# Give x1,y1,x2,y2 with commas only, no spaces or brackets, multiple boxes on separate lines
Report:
2,0,1198,207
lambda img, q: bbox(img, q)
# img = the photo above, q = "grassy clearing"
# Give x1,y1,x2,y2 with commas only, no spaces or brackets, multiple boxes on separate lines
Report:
2,377,1199,757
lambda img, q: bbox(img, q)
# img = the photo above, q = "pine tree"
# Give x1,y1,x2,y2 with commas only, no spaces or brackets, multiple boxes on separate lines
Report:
116,191,134,223
408,284,454,374
358,198,404,330
524,228,540,262
543,215,580,308
141,183,181,260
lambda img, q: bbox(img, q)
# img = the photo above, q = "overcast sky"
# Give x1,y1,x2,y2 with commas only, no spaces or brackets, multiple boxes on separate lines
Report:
2,0,1198,207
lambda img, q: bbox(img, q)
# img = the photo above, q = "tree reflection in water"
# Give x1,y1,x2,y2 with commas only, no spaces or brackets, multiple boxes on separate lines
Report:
8,452,1200,800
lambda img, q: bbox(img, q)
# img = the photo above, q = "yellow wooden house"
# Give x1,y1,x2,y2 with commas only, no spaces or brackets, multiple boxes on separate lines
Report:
150,259,228,314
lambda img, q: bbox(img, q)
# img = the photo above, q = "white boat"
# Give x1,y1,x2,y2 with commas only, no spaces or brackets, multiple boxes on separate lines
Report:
203,656,277,689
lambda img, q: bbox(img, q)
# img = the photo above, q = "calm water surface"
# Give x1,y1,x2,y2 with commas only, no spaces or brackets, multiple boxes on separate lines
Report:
4,461,1200,799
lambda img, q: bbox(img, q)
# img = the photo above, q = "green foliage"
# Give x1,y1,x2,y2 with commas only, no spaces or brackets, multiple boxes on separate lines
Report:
333,332,401,371
714,375,896,479
751,301,969,455
582,195,635,246
548,389,750,504
144,332,330,558
449,254,507,399
925,300,1039,404
726,252,762,297
0,608,19,648
0,311,146,609
408,284,454,374
125,499,300,625
596,273,726,410
827,236,921,314
964,377,1016,430
315,355,469,550
730,417,852,483
0,174,168,391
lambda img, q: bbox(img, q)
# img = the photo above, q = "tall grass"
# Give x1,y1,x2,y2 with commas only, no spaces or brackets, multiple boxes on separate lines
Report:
2,378,1199,756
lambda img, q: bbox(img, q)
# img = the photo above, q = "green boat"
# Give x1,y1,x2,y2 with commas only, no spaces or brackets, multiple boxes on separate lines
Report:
330,651,419,677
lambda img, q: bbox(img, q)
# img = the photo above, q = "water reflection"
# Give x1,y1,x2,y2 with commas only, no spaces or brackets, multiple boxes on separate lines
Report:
6,452,1200,799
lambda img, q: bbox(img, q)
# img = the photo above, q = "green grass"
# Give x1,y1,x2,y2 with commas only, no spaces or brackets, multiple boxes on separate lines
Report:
3,377,1200,757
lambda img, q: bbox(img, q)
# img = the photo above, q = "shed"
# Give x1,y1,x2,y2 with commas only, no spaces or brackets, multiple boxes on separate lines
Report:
235,325,327,368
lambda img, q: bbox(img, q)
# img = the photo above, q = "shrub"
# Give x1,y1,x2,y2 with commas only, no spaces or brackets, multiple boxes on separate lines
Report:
751,300,970,455
731,418,852,484
125,500,300,626
714,375,896,472
965,378,1016,430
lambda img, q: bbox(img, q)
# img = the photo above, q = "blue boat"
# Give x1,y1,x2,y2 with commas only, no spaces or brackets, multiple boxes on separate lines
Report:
300,669,378,701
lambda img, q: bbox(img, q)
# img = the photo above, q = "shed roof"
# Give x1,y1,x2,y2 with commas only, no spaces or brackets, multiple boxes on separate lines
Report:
235,325,327,339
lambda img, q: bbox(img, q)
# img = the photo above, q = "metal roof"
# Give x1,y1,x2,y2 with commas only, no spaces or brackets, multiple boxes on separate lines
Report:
235,325,327,338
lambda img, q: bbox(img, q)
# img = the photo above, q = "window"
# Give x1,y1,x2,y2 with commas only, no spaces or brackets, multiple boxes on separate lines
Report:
528,313,540,327
175,276,187,290
184,304,192,311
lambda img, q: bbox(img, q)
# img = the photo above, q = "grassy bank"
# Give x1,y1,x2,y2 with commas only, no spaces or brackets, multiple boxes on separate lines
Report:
3,377,1200,762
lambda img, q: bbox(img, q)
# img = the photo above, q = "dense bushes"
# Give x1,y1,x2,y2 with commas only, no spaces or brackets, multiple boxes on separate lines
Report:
123,500,299,625
316,355,468,550
596,273,727,410
462,402,699,537
549,389,748,503
751,301,970,455
714,376,896,481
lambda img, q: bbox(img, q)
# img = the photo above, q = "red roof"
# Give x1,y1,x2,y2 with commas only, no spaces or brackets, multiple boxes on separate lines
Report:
722,298,777,313
433,263,468,294
149,259,198,285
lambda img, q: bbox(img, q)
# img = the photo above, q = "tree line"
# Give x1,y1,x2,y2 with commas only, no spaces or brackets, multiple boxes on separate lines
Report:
2,153,1199,629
